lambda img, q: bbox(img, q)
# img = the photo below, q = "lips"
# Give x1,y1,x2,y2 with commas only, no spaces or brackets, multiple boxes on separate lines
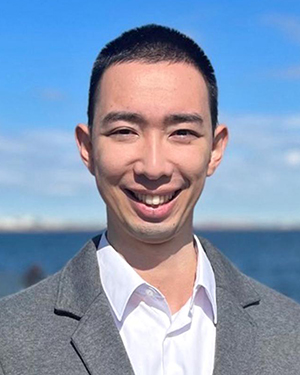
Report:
124,189,181,207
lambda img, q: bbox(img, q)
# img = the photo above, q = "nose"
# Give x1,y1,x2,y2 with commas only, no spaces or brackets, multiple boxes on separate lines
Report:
133,135,173,180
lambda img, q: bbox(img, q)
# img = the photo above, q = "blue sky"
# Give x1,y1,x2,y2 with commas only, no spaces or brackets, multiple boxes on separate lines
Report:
1,0,300,228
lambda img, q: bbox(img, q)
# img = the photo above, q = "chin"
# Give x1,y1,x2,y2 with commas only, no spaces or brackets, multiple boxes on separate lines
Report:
126,221,180,245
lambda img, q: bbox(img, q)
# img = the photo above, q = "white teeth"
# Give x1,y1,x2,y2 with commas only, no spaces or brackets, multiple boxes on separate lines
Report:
152,196,160,205
134,192,176,206
145,195,153,205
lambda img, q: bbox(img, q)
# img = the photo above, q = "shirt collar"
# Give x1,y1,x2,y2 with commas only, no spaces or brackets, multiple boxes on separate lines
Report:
193,235,217,324
97,232,217,324
97,232,147,321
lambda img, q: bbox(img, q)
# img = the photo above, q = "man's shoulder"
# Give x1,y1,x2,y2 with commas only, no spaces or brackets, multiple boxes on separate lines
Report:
0,236,104,374
0,234,100,323
245,275,300,332
199,235,300,328
245,276,300,372
200,235,300,373
0,272,60,329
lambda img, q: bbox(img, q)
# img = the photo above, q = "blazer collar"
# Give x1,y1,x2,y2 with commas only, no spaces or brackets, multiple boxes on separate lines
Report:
55,234,260,317
200,236,260,308
55,235,103,319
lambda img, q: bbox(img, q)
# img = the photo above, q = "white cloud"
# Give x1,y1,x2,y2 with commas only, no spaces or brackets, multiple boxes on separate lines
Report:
0,170,23,185
36,88,66,102
203,112,300,203
285,150,300,167
0,135,29,154
260,15,300,80
262,14,300,44
279,65,300,79
221,113,300,152
269,65,300,80
0,129,94,197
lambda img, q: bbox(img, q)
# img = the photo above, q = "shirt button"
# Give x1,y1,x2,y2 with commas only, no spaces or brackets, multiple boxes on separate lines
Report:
146,288,154,297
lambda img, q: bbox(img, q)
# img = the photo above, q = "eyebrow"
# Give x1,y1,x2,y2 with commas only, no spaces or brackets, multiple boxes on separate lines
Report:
163,113,204,126
101,111,147,127
100,111,204,128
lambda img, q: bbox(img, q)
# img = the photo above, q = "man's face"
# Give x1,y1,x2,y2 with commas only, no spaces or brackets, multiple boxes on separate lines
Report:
76,62,227,244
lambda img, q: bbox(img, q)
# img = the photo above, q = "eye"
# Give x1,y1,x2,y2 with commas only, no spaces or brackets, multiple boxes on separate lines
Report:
171,129,200,141
174,129,193,136
108,127,138,141
113,128,134,135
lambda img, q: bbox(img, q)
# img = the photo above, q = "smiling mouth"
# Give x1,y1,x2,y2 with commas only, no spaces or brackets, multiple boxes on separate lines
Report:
124,189,181,207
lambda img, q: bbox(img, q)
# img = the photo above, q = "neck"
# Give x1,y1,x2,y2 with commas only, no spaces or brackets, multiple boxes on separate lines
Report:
106,224,197,314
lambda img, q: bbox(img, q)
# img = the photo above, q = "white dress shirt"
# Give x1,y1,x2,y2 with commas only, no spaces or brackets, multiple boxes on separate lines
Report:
97,232,217,375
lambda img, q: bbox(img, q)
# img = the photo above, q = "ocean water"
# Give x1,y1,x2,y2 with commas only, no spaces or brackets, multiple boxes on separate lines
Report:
0,230,300,303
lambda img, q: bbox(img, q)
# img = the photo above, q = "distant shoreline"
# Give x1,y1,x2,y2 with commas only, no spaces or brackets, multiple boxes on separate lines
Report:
1,225,300,234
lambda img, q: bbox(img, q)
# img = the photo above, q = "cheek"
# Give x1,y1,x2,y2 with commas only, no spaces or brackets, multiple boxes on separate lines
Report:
176,150,211,181
92,144,133,187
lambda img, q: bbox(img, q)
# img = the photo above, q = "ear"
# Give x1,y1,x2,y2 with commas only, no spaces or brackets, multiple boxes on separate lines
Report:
75,123,95,175
207,124,228,177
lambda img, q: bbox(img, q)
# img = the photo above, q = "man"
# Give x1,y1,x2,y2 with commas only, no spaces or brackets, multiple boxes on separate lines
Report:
0,24,300,375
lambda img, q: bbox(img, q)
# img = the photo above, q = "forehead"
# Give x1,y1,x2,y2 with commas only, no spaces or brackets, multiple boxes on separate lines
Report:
94,62,210,120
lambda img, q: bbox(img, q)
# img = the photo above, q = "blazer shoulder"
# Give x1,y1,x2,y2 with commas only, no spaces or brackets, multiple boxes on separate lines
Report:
199,236,300,373
199,235,300,333
0,272,60,325
0,233,101,325
246,275,300,333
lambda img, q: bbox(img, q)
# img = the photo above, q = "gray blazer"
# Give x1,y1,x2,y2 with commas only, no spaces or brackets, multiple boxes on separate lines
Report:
0,235,300,374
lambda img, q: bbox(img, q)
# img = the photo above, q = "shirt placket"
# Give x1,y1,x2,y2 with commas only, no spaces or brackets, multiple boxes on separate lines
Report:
162,301,193,375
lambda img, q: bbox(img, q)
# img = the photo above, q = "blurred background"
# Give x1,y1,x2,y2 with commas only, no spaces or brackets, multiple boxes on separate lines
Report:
0,0,300,300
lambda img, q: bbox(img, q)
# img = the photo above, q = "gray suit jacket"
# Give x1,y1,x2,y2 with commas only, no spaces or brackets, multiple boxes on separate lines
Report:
0,235,300,374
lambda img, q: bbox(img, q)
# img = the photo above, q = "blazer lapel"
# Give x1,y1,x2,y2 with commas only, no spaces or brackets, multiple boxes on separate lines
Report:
55,235,134,375
200,237,260,375
71,292,134,375
212,286,257,375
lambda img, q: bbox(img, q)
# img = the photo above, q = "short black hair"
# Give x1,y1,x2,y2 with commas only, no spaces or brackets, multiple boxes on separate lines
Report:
88,24,218,130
